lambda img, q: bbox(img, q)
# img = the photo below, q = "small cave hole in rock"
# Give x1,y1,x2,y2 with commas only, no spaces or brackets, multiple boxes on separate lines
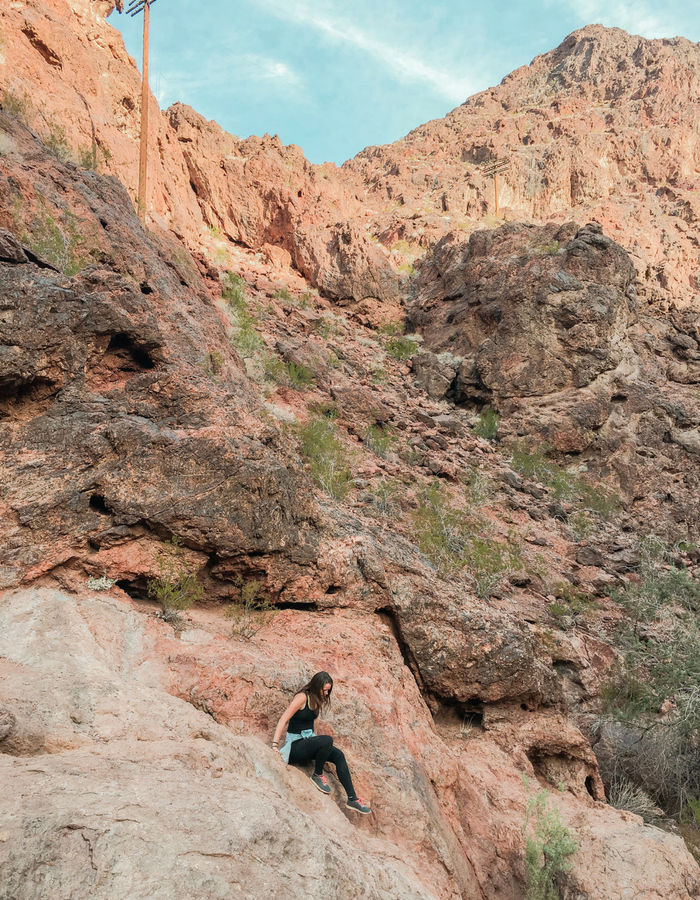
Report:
0,377,59,419
89,494,111,515
140,282,154,295
106,333,155,371
585,775,596,798
116,578,150,601
274,601,319,612
325,585,342,595
432,696,484,733
611,394,628,403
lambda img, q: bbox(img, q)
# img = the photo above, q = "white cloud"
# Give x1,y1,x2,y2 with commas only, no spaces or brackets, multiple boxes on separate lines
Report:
151,50,303,108
253,0,475,103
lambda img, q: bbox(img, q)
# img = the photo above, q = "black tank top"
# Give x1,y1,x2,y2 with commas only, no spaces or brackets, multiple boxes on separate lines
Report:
287,693,319,734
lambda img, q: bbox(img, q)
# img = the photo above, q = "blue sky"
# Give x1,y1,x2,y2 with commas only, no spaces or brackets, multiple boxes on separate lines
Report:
112,0,700,165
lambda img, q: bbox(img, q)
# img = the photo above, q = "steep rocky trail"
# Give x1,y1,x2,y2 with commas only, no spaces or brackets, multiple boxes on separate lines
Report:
1,1,700,898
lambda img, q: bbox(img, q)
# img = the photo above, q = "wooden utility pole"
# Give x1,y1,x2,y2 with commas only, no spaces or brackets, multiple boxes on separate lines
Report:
481,157,510,218
125,0,158,223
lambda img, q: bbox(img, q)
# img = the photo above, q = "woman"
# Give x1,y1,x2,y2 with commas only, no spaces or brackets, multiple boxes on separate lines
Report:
272,671,371,814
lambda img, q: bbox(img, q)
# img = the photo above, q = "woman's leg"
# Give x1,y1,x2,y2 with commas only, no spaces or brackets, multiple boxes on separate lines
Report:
288,735,334,775
327,746,357,799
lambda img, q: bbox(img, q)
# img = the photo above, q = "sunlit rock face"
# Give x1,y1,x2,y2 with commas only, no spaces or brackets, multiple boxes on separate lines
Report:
2,3,700,898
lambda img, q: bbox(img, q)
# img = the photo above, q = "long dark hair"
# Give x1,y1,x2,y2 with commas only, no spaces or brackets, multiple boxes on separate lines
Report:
299,671,333,712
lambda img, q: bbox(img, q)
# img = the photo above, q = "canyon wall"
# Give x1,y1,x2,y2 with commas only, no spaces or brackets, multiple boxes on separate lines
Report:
1,3,700,899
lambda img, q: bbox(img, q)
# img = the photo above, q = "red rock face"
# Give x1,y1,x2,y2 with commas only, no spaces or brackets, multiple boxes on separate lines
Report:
2,4,700,899
410,218,700,536
0,114,320,594
5,10,699,313
346,26,700,311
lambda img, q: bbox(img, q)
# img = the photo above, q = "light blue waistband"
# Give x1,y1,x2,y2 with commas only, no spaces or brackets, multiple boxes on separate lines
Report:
279,728,314,763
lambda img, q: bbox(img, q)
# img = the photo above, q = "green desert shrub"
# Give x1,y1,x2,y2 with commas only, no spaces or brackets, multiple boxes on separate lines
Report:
44,122,72,162
511,443,555,482
264,357,315,390
298,418,352,500
1,88,32,123
148,536,204,627
549,582,597,626
79,142,112,171
286,362,315,390
385,336,418,360
226,578,277,640
523,790,577,900
223,272,264,358
412,481,517,597
370,479,401,517
377,319,405,336
601,539,700,814
467,537,512,599
510,443,617,518
273,287,292,303
364,424,395,459
474,407,500,441
413,482,467,571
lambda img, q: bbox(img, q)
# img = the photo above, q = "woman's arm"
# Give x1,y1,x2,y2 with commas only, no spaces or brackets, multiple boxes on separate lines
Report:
272,692,306,748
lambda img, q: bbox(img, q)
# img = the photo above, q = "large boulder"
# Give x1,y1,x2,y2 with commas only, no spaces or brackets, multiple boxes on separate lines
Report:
409,221,636,403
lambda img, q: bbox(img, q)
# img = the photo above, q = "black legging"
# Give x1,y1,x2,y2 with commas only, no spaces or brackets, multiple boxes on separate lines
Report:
288,735,356,800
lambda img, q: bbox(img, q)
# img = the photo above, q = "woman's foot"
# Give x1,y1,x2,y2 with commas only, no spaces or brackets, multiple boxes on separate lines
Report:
311,773,331,794
346,797,371,814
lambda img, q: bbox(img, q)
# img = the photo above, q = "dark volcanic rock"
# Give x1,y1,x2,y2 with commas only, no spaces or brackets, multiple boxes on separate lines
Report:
409,221,636,403
0,117,319,590
409,219,700,539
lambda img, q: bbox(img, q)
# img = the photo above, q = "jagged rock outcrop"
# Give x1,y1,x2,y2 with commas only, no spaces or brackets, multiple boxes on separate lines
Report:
410,218,700,537
347,25,700,310
410,220,636,402
0,4,399,305
0,113,318,591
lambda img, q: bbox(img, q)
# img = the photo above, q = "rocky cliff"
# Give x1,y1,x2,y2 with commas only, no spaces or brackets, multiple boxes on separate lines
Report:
1,2,700,899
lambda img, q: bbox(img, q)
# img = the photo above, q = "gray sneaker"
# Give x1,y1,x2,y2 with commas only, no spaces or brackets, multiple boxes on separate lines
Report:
311,773,331,794
346,797,371,814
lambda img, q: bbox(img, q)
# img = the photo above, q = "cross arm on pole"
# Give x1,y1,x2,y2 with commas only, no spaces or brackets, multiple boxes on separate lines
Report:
126,0,157,16
479,157,510,218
